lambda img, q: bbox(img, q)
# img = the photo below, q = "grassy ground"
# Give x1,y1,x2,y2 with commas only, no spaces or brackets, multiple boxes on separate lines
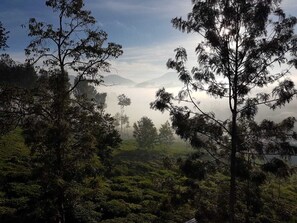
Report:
114,139,195,161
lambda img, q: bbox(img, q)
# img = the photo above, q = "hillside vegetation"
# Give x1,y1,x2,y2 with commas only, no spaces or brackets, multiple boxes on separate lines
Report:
1,130,297,222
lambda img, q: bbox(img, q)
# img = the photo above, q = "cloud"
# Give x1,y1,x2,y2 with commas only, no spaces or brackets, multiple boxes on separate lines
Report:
89,0,192,18
107,34,201,81
113,20,137,32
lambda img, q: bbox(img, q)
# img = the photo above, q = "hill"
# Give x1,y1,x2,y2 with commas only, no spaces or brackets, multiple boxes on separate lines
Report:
136,72,182,88
103,74,136,86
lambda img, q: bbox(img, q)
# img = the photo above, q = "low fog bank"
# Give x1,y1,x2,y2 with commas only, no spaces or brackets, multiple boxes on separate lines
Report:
97,85,297,129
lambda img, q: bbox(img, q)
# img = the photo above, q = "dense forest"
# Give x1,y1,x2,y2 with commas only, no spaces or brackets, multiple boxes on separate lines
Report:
1,0,297,223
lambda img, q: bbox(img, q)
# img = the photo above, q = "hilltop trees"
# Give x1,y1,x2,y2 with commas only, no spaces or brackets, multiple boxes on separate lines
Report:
151,0,297,222
133,117,158,149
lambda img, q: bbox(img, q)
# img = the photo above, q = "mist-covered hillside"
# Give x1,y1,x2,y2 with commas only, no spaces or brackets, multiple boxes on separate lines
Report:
103,74,136,86
136,72,182,88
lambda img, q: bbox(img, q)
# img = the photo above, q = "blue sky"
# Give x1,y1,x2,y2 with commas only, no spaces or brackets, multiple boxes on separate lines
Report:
0,0,297,82
0,0,196,81
1,0,297,125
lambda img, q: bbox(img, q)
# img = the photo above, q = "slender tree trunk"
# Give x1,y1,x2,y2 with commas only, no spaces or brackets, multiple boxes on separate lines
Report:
120,107,123,134
55,63,68,223
230,110,237,223
245,152,251,223
230,8,240,221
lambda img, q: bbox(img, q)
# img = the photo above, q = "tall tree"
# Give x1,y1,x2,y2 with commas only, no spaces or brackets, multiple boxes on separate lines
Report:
20,0,123,222
117,94,131,134
151,0,297,222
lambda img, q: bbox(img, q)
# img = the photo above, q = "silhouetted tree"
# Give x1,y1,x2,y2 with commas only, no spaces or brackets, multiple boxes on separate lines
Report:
14,0,124,222
133,117,158,149
158,121,174,146
0,24,38,136
151,1,297,222
0,22,8,50
117,94,131,134
0,54,37,89
74,78,107,110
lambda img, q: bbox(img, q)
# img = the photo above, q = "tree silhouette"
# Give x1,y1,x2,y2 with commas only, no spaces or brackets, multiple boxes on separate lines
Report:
158,121,174,146
117,94,131,134
0,22,8,50
17,0,123,222
151,1,297,222
74,78,107,110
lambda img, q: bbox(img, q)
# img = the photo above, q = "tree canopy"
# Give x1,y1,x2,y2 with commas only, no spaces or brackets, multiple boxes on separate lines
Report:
151,0,297,222
0,0,123,222
158,121,174,146
133,117,158,149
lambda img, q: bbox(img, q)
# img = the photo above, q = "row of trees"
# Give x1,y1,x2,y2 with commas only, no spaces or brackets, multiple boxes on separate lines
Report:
0,0,123,222
133,117,174,149
151,0,297,222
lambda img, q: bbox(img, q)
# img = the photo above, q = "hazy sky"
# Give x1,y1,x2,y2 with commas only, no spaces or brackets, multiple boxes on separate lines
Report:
0,0,196,82
1,0,296,81
1,0,297,126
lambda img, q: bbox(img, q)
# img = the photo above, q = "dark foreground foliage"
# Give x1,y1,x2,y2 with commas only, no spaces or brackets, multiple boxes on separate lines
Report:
1,134,297,222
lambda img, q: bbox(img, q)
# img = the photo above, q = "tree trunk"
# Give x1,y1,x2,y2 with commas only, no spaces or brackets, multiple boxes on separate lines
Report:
230,110,237,223
55,68,68,223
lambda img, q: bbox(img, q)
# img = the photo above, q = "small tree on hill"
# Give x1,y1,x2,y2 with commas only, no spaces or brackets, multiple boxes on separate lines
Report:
133,116,158,149
151,0,297,222
158,121,174,146
117,94,131,134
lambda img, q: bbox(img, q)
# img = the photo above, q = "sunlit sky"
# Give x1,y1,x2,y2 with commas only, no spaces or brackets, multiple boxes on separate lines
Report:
1,0,297,126
1,0,296,81
0,0,196,82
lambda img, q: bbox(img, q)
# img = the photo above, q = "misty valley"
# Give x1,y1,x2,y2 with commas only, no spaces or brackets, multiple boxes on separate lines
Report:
1,0,297,223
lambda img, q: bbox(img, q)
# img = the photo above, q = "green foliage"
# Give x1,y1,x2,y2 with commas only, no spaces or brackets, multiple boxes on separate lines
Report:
74,78,107,109
117,94,131,135
158,121,174,146
118,94,131,107
0,54,37,89
0,129,41,222
1,131,296,222
151,1,297,221
0,55,38,135
133,116,158,149
0,0,123,222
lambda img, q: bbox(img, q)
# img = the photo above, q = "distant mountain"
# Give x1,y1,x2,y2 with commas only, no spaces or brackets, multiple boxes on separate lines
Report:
68,74,135,86
103,74,136,86
136,72,182,88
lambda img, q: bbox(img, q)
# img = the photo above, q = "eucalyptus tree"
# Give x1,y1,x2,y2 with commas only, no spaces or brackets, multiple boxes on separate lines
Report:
22,0,123,222
117,94,131,133
151,0,297,222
